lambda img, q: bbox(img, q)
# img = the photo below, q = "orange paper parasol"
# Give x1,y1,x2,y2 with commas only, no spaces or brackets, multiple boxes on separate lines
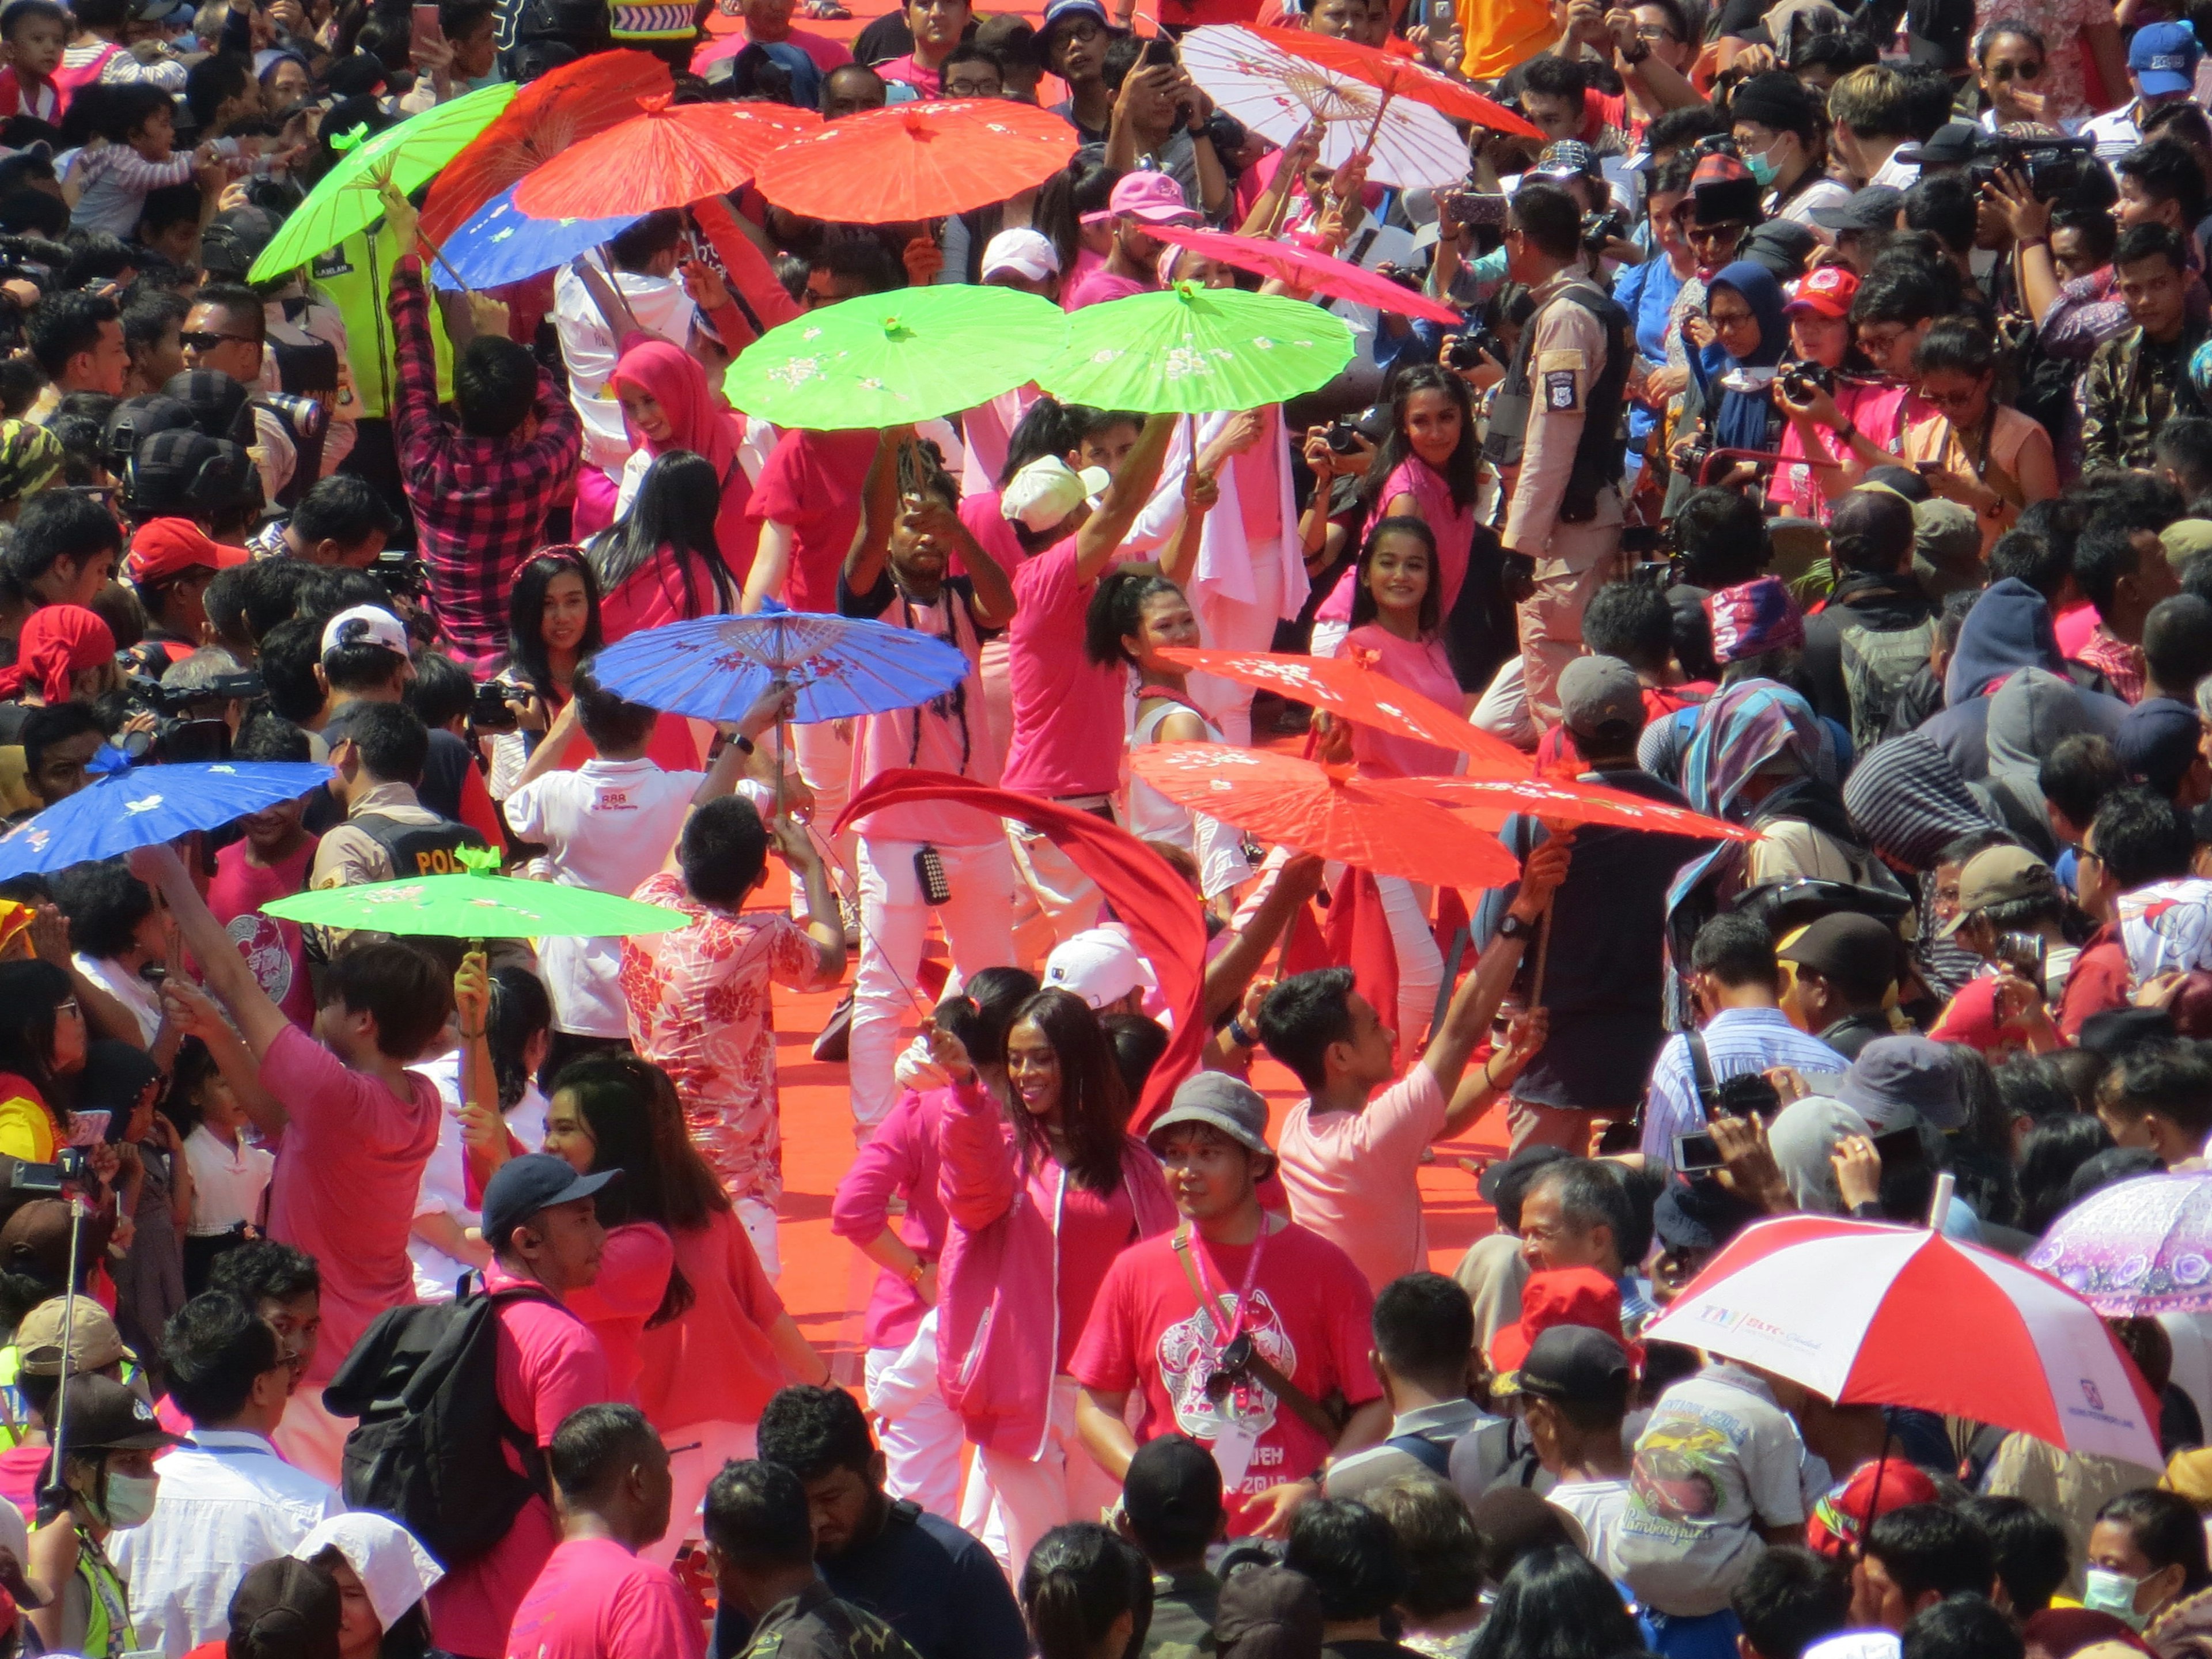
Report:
1256,25,1545,139
513,95,823,218
751,99,1080,225
1371,772,1756,842
422,49,671,243
1157,646,1527,774
1130,743,1519,889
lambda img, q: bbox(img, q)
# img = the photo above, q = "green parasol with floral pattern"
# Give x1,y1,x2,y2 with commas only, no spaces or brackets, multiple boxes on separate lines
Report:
261,846,682,938
1036,283,1355,415
722,283,1067,430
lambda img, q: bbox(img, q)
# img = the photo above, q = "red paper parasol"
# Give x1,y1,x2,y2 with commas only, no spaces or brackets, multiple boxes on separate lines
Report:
514,95,824,219
422,50,671,243
1157,646,1527,774
1131,743,1519,889
751,99,1080,225
1372,772,1756,842
1149,224,1464,325
1256,25,1544,139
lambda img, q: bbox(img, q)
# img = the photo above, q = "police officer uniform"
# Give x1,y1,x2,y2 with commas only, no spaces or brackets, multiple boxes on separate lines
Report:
1483,269,1633,727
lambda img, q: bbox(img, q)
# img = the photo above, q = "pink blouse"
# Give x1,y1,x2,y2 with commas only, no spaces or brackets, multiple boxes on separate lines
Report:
1337,622,1462,779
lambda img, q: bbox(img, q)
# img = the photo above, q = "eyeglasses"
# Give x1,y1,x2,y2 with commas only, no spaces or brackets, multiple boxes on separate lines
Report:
1684,221,1747,244
1987,59,2043,80
1634,22,1679,39
1920,384,1986,411
1707,306,1756,327
55,998,78,1018
179,331,255,352
944,78,1001,95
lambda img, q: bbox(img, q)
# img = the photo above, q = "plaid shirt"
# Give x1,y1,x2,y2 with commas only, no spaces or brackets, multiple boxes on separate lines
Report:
389,256,579,669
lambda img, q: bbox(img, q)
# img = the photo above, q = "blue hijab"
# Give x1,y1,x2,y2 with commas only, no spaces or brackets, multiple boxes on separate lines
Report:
1705,260,1789,459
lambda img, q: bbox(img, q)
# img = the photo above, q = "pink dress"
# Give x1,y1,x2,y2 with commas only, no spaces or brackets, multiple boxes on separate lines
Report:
1336,623,1461,778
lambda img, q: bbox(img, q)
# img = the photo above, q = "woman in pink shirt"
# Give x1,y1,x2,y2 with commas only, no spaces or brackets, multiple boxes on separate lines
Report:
587,451,746,643
1327,516,1465,1048
539,1053,828,1565
830,967,1037,1518
1309,367,1479,661
607,338,758,592
935,989,1176,1580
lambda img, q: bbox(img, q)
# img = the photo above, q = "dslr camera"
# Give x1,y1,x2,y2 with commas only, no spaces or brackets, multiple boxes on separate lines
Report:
1965,130,2103,202
1777,362,1835,402
118,669,262,763
1581,207,1632,253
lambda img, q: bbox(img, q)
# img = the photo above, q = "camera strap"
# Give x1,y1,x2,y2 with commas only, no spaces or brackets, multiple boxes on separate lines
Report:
1170,1221,1343,1443
1685,1031,1721,1119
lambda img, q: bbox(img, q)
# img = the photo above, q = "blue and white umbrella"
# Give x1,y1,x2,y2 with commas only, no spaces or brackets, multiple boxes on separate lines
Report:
429,183,641,292
592,601,971,725
0,754,334,877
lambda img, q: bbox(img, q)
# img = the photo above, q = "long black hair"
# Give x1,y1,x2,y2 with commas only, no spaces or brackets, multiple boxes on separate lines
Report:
487,965,552,1112
1007,988,1129,1195
1347,514,1442,636
505,548,604,700
546,1052,732,1325
1020,1522,1152,1659
1084,567,1183,668
1362,363,1478,516
309,1545,434,1659
585,450,742,619
0,960,75,1124
1467,1547,1645,1659
934,965,1040,1075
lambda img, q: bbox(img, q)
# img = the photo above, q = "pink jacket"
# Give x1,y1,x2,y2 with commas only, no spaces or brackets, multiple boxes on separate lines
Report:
936,1078,1177,1457
831,1086,952,1351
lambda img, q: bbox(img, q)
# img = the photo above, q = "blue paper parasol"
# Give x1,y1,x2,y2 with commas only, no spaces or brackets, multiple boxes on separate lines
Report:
0,755,334,877
592,601,970,724
429,183,641,292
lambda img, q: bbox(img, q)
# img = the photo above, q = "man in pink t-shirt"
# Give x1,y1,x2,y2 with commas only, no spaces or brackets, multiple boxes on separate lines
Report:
131,840,454,1484
1261,838,1571,1289
505,1401,703,1659
876,0,967,95
432,1154,616,1659
1063,172,1200,311
696,0,853,72
998,416,1177,948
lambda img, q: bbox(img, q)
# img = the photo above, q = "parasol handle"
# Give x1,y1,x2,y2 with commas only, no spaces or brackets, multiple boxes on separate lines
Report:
1357,88,1395,162
1926,1171,1955,1233
418,226,475,298
461,937,487,1120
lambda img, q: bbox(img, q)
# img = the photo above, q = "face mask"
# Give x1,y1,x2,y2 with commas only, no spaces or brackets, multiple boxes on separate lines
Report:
96,1469,157,1530
2084,1567,2149,1630
1747,146,1782,187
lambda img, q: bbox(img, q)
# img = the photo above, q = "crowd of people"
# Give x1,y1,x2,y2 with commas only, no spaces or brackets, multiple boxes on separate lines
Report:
0,0,2207,1652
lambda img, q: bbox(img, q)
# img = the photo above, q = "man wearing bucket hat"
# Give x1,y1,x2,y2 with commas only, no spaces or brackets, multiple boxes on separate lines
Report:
1070,1074,1388,1538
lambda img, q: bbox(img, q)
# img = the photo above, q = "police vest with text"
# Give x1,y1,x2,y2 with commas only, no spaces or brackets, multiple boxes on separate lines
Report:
1480,282,1634,525
349,813,490,878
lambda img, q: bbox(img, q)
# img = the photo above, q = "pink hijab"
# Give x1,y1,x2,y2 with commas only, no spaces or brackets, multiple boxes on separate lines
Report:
609,338,756,584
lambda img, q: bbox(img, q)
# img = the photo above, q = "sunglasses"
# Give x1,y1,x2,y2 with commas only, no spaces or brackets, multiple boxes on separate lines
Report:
1987,59,2043,79
1685,222,1748,243
180,331,255,352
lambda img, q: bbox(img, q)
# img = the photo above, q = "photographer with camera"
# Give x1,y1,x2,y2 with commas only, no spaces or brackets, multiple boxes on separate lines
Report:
121,518,245,674
1666,260,1787,501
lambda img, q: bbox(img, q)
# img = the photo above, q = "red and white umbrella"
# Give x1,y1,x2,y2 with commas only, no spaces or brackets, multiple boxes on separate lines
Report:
1645,1214,2163,1467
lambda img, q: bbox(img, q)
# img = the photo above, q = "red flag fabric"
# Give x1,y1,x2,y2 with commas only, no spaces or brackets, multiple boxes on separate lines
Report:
836,769,1207,1132
1321,866,1402,1061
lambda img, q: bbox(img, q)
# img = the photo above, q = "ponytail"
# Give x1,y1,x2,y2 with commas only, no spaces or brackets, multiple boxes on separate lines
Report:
1020,1524,1152,1659
1084,567,1183,668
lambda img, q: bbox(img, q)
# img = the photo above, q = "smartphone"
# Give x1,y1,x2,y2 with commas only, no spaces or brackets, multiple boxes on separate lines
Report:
1674,1130,1726,1173
1140,35,1177,67
914,846,951,907
410,1,443,60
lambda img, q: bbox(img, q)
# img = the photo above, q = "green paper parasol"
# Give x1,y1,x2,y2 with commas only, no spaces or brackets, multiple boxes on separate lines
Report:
1036,283,1355,414
262,866,683,939
249,82,518,283
724,284,1068,429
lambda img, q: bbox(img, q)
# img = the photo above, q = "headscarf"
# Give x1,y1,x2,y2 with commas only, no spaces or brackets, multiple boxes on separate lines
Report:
0,605,115,703
1706,575,1805,664
0,421,62,505
1767,1096,1873,1211
1705,260,1789,458
291,1513,442,1633
607,338,753,585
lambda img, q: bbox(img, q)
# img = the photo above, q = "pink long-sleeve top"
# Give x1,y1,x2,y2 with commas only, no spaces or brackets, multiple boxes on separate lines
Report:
830,1086,953,1351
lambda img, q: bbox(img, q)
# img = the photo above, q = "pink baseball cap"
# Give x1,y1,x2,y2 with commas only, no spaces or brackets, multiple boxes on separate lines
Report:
1081,169,1200,227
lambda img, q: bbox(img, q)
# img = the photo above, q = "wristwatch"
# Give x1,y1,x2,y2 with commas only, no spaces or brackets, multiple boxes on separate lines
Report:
1497,910,1540,942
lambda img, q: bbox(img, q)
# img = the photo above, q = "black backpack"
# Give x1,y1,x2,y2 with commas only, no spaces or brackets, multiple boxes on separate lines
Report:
322,1282,552,1567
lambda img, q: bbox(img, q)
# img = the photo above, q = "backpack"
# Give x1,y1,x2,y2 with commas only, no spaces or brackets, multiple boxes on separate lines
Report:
1838,618,1936,755
323,1282,553,1566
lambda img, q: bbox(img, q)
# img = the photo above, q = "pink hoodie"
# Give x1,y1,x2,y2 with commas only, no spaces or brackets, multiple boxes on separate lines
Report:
936,1078,1177,1458
831,1086,952,1352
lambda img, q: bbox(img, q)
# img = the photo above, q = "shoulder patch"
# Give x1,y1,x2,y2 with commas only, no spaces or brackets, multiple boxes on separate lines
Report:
1535,347,1586,372
1544,369,1579,411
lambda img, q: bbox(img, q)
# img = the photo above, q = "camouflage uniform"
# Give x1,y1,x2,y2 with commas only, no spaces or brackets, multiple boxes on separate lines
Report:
741,1583,926,1659
1146,1570,1222,1659
2077,320,2212,473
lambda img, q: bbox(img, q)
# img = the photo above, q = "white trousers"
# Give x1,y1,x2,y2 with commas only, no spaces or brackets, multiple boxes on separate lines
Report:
1378,875,1444,1055
959,1374,1117,1584
641,1419,757,1567
790,722,858,901
865,1334,964,1520
851,836,1017,1128
737,1195,780,1279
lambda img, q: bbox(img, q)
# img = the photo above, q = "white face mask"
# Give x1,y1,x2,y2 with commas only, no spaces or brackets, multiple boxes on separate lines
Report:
96,1469,157,1530
2084,1567,2150,1631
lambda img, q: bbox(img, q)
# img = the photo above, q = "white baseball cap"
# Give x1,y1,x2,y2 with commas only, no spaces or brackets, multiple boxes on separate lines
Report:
981,228,1060,283
1001,456,1108,533
1043,925,1157,1010
319,603,409,660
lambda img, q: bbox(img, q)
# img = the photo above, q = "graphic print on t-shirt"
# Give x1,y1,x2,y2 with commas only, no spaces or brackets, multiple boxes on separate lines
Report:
1629,1417,1732,1524
1157,1288,1294,1443
225,912,295,1007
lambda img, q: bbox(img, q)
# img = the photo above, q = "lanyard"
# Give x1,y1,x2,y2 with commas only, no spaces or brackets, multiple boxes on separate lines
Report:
1184,1223,1268,1351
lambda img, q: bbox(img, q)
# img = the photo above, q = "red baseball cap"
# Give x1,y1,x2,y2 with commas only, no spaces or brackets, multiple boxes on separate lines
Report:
124,518,248,586
1785,264,1859,320
1488,1267,1625,1381
1806,1456,1941,1558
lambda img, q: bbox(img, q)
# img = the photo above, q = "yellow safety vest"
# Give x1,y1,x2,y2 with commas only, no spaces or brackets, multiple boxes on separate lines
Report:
313,223,456,421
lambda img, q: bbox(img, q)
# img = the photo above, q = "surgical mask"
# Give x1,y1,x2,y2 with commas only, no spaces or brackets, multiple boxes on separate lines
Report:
2084,1567,2149,1630
1747,146,1783,187
96,1470,157,1530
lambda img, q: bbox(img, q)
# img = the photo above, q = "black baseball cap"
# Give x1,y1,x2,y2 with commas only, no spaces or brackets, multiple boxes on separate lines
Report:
1516,1324,1632,1410
1123,1433,1223,1543
1777,911,1898,994
125,429,262,520
480,1154,618,1249
1476,1145,1574,1223
1653,1177,1762,1254
1809,184,1904,232
55,1373,185,1454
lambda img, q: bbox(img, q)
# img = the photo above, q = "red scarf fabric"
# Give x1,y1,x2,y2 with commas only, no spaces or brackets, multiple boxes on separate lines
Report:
0,605,113,703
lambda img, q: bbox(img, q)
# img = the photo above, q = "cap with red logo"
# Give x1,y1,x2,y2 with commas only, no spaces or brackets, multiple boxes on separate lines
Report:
1785,264,1859,320
124,517,248,587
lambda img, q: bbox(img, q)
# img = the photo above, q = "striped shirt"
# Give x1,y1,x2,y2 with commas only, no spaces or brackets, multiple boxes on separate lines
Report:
1639,1007,1846,1172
